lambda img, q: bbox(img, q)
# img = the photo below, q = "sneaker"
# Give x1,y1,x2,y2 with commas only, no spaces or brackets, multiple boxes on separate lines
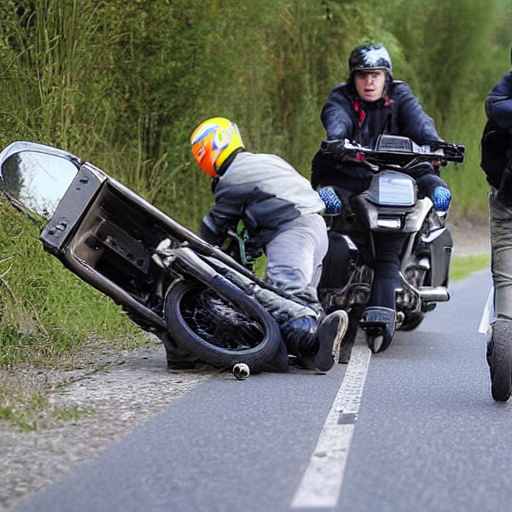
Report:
314,310,349,373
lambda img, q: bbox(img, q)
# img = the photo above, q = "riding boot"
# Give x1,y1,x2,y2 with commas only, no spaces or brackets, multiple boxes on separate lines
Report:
280,316,318,358
281,311,348,372
359,306,396,353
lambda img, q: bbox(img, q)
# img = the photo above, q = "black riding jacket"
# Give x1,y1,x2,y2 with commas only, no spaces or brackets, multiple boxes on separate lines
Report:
312,80,442,189
481,71,512,189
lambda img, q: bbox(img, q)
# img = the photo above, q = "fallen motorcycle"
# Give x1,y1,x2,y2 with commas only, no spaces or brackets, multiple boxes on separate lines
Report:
317,134,465,355
0,141,321,374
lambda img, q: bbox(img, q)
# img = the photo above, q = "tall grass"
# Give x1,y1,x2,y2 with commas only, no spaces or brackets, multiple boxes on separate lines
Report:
0,200,140,366
0,0,510,366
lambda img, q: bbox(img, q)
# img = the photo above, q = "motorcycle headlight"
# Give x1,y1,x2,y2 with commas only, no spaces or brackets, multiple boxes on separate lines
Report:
377,174,416,206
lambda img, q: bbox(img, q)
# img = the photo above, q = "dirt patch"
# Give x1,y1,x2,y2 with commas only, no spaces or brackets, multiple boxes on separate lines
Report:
448,214,490,256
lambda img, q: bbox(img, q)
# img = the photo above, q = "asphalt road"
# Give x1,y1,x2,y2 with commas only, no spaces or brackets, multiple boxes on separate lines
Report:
13,268,510,512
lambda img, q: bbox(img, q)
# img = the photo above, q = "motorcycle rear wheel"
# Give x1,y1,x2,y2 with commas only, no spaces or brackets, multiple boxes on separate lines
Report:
164,280,287,373
487,319,512,402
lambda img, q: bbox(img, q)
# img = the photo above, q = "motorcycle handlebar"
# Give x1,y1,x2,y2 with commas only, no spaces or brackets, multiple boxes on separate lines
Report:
321,135,466,164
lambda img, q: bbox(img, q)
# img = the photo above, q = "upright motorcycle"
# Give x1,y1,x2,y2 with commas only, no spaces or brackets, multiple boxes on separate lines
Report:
0,141,321,375
317,134,465,355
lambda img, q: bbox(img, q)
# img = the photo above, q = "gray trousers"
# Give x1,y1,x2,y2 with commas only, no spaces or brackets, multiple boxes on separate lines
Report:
490,188,512,320
265,213,328,300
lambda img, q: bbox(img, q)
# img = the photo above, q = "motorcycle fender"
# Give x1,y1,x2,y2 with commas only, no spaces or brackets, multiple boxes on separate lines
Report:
401,199,433,233
422,226,453,287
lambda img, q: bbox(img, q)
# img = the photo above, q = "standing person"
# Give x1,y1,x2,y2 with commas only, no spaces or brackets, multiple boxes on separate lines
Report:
190,117,348,372
311,43,452,351
480,51,512,401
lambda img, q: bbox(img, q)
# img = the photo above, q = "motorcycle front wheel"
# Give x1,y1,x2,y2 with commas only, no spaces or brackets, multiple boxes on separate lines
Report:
399,311,425,331
164,279,287,373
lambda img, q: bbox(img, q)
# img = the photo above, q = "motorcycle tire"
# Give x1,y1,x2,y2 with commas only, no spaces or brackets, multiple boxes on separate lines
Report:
487,319,512,402
398,311,425,332
164,280,288,373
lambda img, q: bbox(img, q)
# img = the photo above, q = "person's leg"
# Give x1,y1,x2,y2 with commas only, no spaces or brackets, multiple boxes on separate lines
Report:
266,214,348,370
367,232,405,309
487,189,512,400
490,190,512,320
265,214,328,296
359,232,405,351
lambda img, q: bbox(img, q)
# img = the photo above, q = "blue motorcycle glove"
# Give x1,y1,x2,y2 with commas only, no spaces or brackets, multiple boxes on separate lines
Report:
319,186,342,214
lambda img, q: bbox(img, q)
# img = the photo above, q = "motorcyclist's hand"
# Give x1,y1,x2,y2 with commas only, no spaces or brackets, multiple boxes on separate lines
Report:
320,139,346,156
429,140,465,162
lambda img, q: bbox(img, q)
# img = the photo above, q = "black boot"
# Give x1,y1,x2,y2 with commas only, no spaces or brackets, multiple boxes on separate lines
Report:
285,311,348,373
359,306,396,353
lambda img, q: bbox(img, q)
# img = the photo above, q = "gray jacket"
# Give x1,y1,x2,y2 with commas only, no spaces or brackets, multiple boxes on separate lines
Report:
200,151,325,246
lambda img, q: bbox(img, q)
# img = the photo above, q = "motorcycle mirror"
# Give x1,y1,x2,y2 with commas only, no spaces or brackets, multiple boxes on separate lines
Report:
0,142,82,223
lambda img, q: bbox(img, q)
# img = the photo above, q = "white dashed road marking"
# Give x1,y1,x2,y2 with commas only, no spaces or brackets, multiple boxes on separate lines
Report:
290,344,372,509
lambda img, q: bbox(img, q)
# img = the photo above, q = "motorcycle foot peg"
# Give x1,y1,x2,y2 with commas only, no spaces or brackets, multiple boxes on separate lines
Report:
232,363,250,380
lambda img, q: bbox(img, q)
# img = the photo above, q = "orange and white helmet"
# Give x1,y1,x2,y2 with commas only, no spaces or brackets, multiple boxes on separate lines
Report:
190,117,244,177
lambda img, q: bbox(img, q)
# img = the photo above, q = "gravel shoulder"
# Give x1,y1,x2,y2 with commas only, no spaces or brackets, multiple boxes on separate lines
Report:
0,337,216,511
0,216,492,511
448,215,490,256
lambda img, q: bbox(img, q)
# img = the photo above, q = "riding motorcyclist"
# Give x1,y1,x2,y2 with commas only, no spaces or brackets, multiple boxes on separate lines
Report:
311,43,452,351
480,48,512,398
190,117,348,372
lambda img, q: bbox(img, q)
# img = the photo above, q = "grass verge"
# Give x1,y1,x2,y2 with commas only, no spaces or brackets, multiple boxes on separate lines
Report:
450,253,490,282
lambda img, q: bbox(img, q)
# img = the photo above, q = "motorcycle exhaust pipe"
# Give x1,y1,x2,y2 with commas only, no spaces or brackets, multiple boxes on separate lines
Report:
399,272,451,303
418,286,450,302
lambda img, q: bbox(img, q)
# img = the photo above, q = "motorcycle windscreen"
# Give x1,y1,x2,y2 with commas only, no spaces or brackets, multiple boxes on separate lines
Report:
0,142,82,222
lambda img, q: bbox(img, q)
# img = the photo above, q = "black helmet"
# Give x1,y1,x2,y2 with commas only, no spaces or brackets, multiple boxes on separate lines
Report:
348,44,393,77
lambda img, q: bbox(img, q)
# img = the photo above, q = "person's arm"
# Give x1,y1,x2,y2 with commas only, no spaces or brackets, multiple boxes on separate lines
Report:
395,82,442,144
199,191,242,247
395,82,442,143
199,214,226,246
485,73,512,131
320,85,355,140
